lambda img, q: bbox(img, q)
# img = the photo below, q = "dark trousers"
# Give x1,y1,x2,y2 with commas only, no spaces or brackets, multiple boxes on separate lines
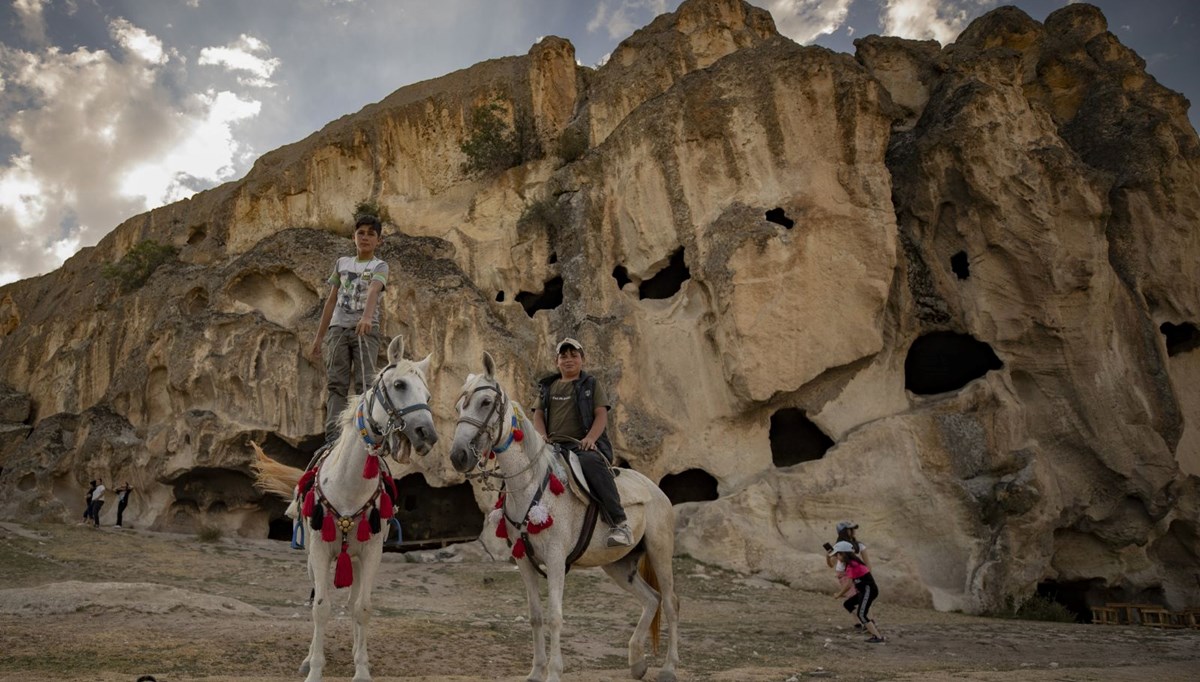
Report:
322,326,382,444
90,500,104,526
116,501,128,526
575,449,626,525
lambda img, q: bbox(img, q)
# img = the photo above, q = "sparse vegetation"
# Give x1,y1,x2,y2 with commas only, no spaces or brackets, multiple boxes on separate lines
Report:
101,239,178,293
556,126,588,164
518,196,566,234
460,100,543,175
196,525,223,543
354,199,390,225
985,594,1077,623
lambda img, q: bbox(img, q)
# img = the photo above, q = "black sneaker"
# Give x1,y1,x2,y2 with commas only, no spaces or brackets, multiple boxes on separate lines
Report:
865,636,885,643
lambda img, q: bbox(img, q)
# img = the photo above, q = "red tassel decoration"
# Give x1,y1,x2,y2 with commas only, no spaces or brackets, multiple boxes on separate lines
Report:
379,491,394,520
488,450,495,459
382,473,398,500
321,513,336,543
549,473,565,495
334,542,353,588
511,538,526,559
513,429,524,442
297,469,316,493
528,516,553,534
362,454,379,479
495,520,509,539
356,513,371,542
302,489,316,517
494,494,505,510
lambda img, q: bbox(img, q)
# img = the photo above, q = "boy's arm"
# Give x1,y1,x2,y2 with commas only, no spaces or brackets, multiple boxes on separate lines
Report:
310,286,338,360
355,280,385,336
533,408,548,439
580,406,607,452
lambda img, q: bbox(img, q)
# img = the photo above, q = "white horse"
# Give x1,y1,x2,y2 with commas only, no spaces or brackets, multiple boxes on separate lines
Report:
253,335,438,682
449,352,680,682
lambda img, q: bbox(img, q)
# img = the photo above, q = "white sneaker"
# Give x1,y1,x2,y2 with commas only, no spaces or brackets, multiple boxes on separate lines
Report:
606,523,633,547
114,525,122,528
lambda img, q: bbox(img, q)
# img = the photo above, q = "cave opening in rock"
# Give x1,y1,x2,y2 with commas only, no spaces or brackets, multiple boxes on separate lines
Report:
259,432,319,470
904,332,1003,395
548,251,558,265
1034,580,1098,623
765,207,794,229
393,474,484,550
1161,321,1200,357
639,248,690,300
267,517,293,541
495,291,505,302
515,276,564,317
613,265,632,290
769,408,834,467
951,250,970,279
658,469,719,505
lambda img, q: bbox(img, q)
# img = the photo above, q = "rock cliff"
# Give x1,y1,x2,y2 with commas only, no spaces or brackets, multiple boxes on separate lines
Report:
1,0,1197,614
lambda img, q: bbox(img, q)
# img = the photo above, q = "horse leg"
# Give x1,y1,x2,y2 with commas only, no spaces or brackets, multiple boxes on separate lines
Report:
645,521,680,682
516,558,548,682
545,559,567,682
350,548,380,681
602,554,658,680
303,547,333,682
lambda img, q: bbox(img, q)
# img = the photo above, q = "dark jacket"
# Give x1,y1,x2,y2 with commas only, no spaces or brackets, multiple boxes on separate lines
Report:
537,371,613,461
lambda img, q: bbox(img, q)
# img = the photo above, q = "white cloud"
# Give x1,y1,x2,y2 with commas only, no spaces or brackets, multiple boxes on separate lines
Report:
881,0,972,45
13,0,49,45
110,18,168,64
587,0,669,41
757,0,853,45
199,35,281,87
0,20,265,283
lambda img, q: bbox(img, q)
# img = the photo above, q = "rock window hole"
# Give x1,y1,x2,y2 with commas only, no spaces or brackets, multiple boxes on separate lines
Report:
951,251,970,280
393,474,484,550
515,276,564,317
1160,322,1199,357
658,469,719,505
548,251,558,265
904,332,1003,395
765,207,794,229
639,248,689,300
769,408,833,467
613,265,632,290
495,291,505,303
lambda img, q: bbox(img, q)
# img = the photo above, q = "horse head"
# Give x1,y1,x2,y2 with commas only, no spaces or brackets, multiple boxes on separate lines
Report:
449,351,507,473
362,335,439,456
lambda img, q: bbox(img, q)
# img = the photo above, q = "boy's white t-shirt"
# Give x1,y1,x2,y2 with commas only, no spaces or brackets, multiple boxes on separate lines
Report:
328,256,388,329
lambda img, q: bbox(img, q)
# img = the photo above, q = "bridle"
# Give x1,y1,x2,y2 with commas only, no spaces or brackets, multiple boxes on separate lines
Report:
455,378,539,489
357,362,433,452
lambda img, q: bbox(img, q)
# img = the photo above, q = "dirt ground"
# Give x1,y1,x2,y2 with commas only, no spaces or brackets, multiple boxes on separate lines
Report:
1,521,1197,682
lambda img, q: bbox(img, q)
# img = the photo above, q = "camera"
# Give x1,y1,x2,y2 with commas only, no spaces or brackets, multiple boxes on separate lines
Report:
822,542,833,552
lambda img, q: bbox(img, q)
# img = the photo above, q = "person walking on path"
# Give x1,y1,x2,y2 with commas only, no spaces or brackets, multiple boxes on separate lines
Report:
114,482,132,528
89,479,107,528
831,540,886,642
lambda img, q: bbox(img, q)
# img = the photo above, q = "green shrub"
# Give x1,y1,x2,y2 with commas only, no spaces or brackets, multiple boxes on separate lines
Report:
518,197,565,235
460,100,542,175
354,199,390,225
101,239,178,293
196,525,223,543
556,126,588,163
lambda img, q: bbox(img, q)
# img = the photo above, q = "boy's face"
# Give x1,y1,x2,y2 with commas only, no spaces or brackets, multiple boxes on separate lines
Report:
353,225,381,253
556,348,583,374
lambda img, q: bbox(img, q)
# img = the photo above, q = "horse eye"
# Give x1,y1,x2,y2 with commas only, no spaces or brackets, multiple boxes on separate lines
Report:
480,397,492,407
393,380,407,391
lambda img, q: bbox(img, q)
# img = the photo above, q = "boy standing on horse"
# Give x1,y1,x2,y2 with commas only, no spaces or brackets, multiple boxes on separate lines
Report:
309,213,389,446
532,337,632,547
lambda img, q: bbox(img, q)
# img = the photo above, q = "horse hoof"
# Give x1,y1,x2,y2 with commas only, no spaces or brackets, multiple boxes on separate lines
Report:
630,659,649,679
656,670,677,682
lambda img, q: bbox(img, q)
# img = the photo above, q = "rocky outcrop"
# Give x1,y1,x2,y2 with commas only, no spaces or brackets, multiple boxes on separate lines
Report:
0,0,1197,614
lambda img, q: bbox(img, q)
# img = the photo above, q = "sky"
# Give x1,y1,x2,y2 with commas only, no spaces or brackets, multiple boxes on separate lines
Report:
0,0,1196,286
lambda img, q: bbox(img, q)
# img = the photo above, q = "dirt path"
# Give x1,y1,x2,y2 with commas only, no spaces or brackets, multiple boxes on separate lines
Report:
1,521,1196,681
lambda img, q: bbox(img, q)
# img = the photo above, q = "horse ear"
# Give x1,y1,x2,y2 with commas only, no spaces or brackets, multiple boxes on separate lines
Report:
415,354,431,377
387,335,405,364
483,351,496,380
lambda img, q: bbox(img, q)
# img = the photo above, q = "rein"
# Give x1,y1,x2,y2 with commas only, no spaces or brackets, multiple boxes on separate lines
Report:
455,381,541,490
357,361,432,452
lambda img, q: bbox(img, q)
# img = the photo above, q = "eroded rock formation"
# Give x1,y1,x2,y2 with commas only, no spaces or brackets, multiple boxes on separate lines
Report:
1,0,1197,614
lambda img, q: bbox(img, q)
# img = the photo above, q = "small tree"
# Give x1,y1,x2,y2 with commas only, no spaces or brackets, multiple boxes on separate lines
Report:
101,239,178,293
353,199,390,225
460,100,542,175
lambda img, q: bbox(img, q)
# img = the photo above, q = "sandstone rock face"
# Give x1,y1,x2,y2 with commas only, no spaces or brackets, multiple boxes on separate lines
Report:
1,0,1198,614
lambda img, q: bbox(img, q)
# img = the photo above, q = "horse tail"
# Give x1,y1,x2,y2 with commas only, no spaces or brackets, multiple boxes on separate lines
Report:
249,441,303,500
638,554,662,655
